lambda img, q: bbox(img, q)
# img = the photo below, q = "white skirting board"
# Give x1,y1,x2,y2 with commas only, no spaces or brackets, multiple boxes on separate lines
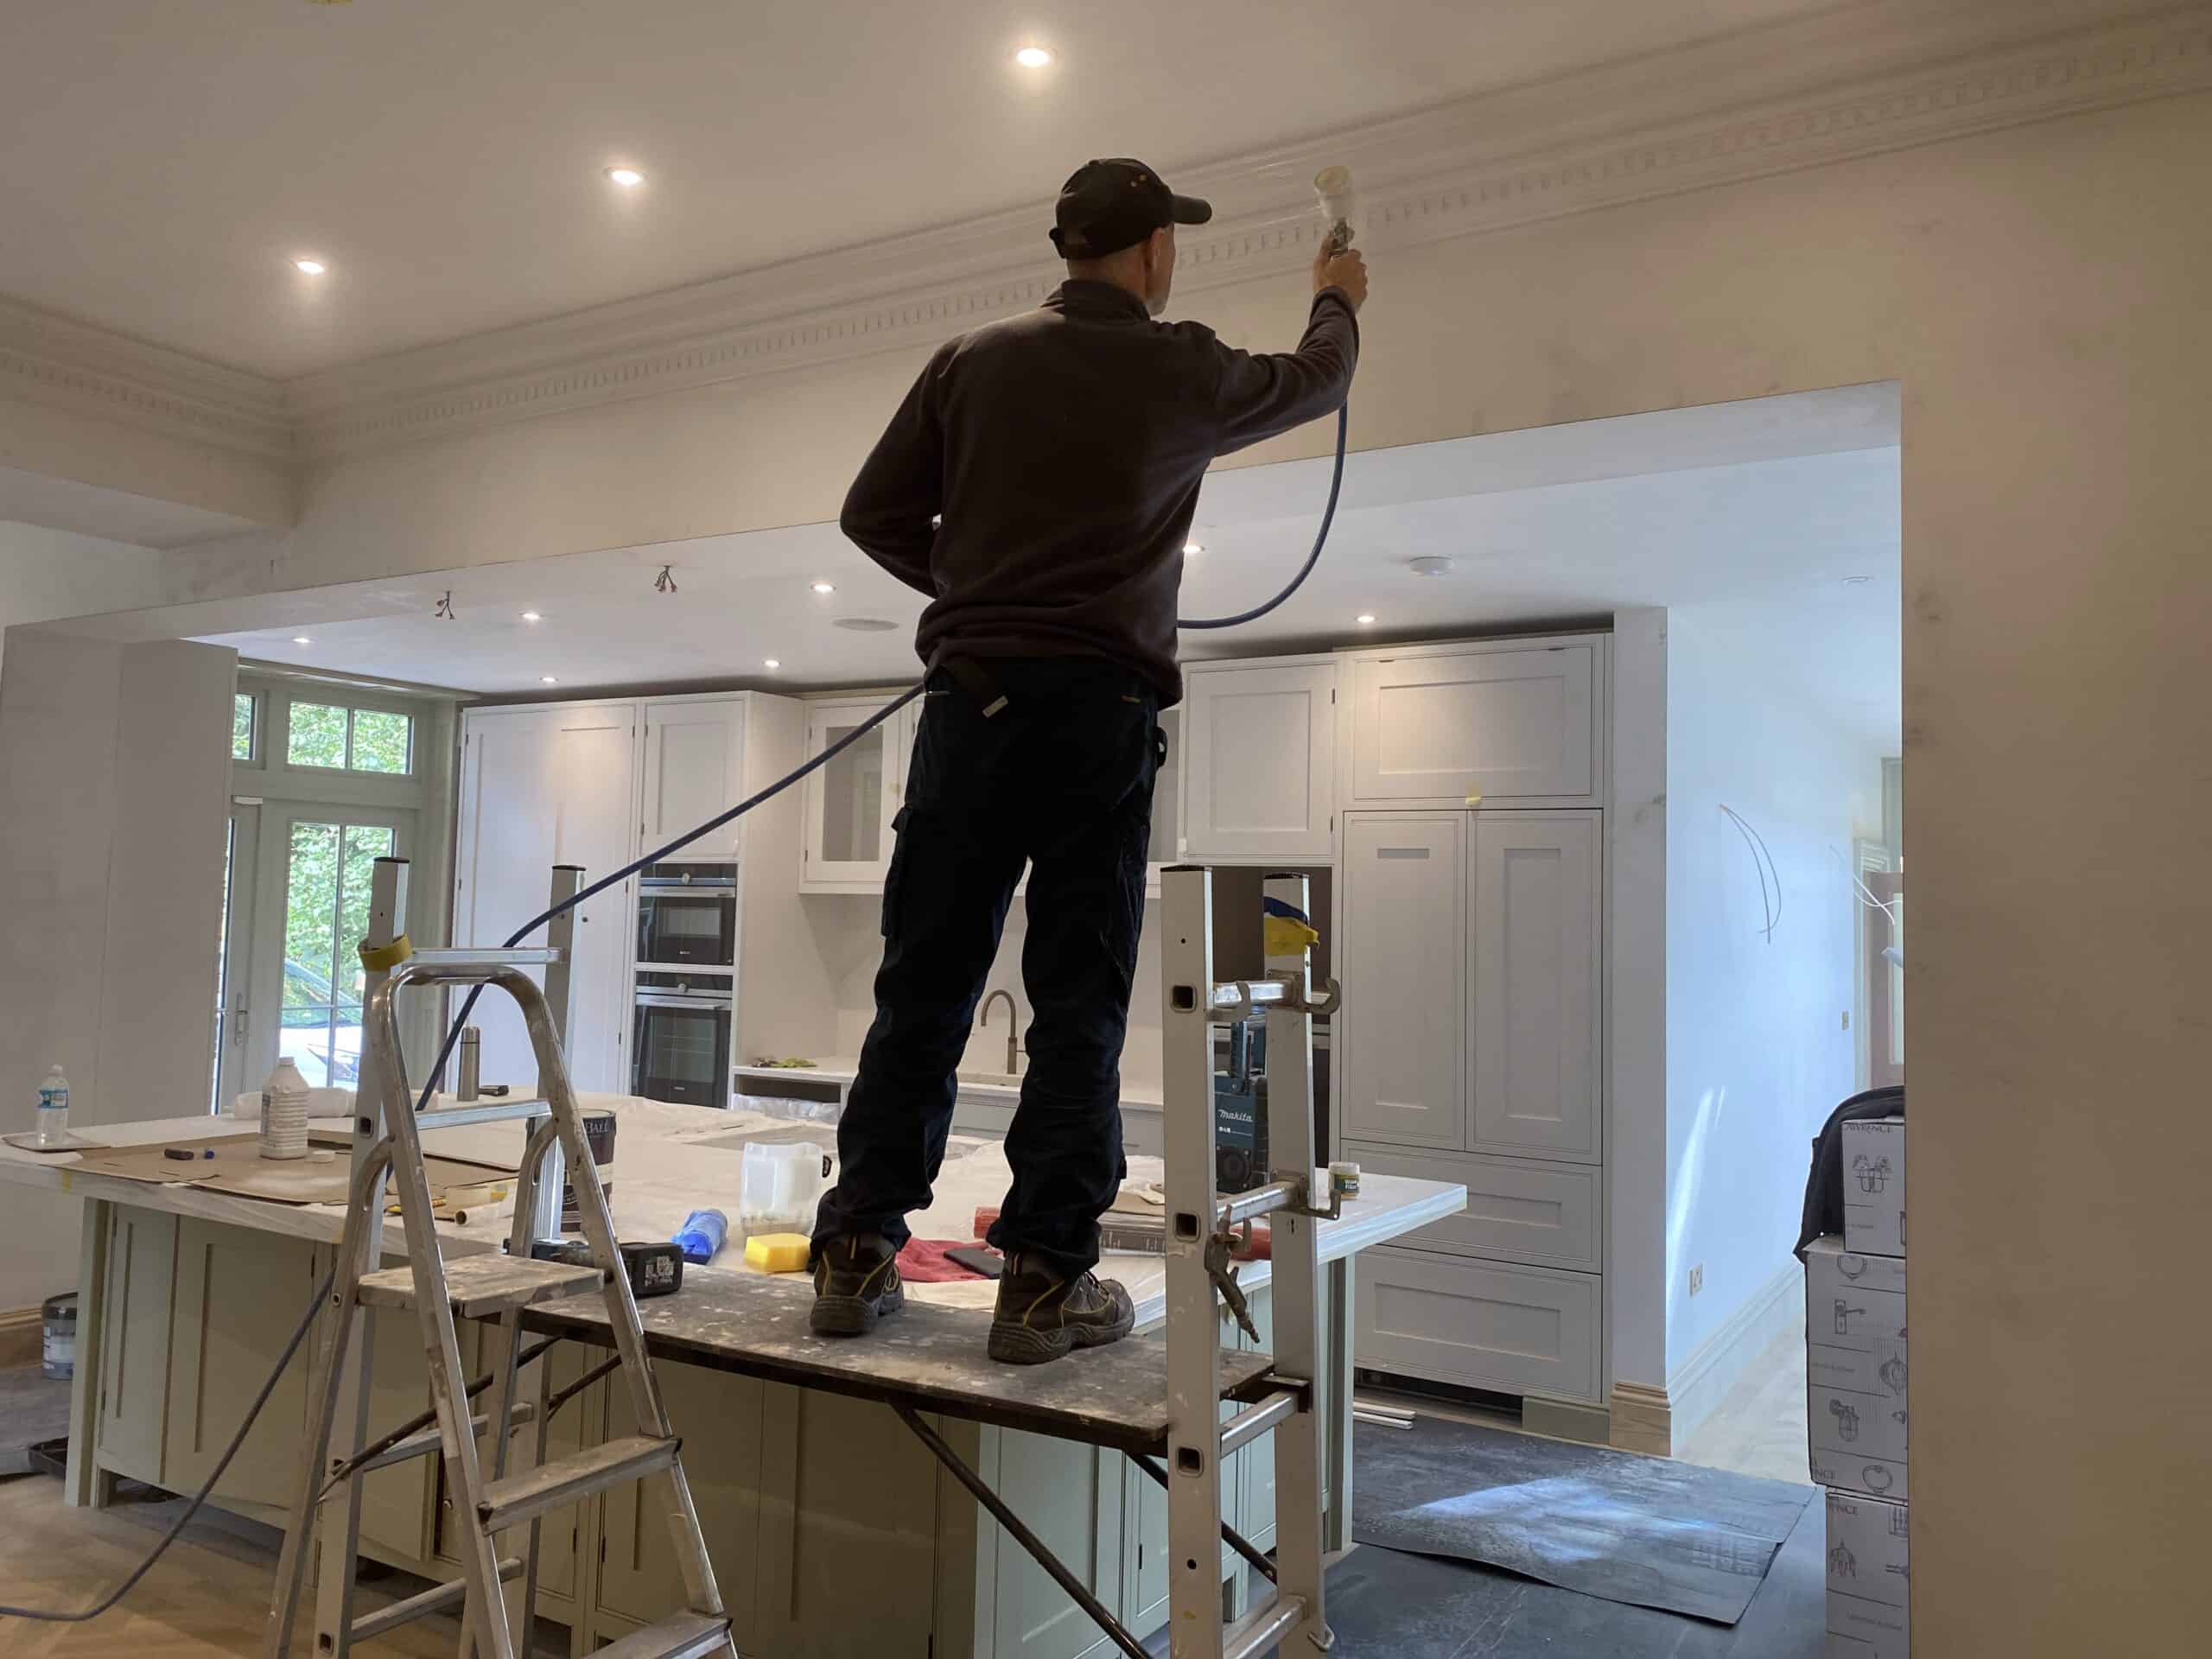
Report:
1664,1259,1808,1451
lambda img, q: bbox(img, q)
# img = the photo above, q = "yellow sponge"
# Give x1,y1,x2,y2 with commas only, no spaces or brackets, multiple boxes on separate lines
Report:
743,1232,811,1274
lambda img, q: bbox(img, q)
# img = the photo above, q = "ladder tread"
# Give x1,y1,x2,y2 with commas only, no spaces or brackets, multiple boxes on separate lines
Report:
588,1611,733,1659
358,1253,603,1318
478,1433,677,1532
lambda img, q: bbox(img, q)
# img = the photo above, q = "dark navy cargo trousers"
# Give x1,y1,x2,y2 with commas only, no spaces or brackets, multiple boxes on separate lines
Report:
810,658,1161,1279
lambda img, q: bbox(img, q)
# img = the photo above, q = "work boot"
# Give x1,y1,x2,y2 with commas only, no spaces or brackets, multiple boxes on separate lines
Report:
810,1232,905,1337
987,1253,1135,1365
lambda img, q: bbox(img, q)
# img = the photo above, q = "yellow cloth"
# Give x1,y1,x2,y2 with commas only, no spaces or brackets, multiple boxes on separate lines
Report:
743,1232,811,1274
1262,914,1319,956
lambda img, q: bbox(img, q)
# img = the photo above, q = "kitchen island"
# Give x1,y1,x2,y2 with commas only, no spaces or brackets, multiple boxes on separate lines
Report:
0,1096,1462,1658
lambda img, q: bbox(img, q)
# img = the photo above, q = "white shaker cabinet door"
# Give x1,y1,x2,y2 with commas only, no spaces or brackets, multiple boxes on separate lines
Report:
640,696,747,861
1470,810,1603,1162
1338,813,1467,1149
1182,660,1336,859
1348,642,1596,806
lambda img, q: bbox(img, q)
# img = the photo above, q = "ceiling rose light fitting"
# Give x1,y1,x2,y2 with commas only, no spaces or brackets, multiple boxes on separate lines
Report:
1015,47,1053,68
607,167,645,188
1408,556,1454,578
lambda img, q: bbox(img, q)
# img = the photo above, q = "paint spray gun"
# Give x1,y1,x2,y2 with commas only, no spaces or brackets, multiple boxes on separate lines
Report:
1313,165,1357,257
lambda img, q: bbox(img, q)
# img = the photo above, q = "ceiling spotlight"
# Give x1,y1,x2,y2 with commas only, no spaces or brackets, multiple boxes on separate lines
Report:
292,635,313,645
1356,613,1377,626
292,258,327,276
540,675,558,685
763,658,781,670
810,582,836,595
1184,541,1204,556
1015,46,1053,68
607,167,645,188
520,610,543,622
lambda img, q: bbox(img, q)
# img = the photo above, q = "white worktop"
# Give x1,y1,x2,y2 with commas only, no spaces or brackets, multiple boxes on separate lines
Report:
734,1057,1166,1111
0,1096,1460,1329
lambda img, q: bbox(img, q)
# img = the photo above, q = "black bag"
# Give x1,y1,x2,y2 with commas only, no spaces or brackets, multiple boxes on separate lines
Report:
1795,1085,1905,1262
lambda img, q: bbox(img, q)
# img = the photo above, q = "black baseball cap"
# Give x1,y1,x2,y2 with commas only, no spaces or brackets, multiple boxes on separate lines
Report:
1050,158,1211,259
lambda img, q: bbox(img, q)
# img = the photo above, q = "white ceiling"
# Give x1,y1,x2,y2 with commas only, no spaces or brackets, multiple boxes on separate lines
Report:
190,388,1903,752
3,0,1850,377
0,466,266,550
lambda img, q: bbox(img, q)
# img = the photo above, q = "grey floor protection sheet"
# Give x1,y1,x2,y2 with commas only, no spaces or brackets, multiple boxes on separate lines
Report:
1351,1413,1815,1626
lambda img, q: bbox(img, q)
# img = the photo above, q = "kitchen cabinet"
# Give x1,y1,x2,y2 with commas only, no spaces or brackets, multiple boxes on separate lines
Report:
1355,1245,1602,1402
1344,636,1599,808
800,696,906,893
1338,813,1467,1149
453,701,641,1092
640,696,749,861
1471,811,1603,1163
164,1219,316,1514
1147,704,1183,879
1182,658,1336,860
1341,1142,1600,1273
94,1206,176,1487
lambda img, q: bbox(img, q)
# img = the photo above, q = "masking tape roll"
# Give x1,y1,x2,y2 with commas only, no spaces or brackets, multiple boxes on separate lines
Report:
357,935,414,971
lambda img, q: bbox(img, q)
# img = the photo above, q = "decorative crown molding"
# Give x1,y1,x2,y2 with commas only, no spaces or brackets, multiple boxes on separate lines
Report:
0,296,291,461
6,3,2207,474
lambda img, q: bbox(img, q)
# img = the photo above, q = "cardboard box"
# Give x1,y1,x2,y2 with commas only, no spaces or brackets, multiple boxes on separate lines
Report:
1827,1490,1910,1656
1841,1117,1906,1257
1806,1236,1909,1498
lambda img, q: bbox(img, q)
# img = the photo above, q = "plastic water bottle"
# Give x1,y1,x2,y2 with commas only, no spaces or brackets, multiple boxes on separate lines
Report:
35,1065,69,1147
672,1209,728,1265
260,1058,310,1160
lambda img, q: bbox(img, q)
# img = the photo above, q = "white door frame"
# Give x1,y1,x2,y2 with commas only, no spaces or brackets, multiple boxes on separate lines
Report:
213,803,262,1109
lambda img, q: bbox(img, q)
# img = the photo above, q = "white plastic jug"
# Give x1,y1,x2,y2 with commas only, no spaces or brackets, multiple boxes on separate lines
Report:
739,1141,833,1233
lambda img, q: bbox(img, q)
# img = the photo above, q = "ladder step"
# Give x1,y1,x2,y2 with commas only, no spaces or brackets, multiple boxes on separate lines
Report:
416,1096,553,1129
588,1610,734,1659
359,1253,603,1318
478,1433,677,1532
355,1400,538,1476
1223,1592,1306,1659
349,1556,523,1642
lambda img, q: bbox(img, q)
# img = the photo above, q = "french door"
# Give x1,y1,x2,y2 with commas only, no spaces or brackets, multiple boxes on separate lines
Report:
242,804,416,1093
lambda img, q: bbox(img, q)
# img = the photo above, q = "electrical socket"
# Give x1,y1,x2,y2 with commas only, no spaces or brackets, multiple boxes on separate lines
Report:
1688,1263,1705,1297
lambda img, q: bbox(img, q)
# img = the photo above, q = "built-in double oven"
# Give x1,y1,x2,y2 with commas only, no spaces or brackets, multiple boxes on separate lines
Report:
632,863,735,1106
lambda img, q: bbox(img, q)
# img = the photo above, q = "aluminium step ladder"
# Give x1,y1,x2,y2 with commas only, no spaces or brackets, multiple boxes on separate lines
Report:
264,857,734,1659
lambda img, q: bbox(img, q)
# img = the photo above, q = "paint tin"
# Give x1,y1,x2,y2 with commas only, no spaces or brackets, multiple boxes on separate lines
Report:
41,1291,76,1381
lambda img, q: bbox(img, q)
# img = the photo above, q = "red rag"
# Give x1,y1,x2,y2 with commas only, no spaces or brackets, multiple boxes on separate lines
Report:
898,1238,988,1283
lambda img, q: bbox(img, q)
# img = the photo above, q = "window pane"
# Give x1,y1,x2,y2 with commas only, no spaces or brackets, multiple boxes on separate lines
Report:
289,702,348,768
350,709,413,774
819,723,885,862
283,823,342,1044
232,694,255,760
339,825,396,1003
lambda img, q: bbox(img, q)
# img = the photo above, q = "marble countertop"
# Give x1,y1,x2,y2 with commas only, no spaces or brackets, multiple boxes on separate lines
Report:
0,1095,1460,1327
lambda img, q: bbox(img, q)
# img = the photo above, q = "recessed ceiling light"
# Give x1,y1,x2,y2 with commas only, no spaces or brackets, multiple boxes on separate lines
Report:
606,167,645,188
1356,613,1376,626
520,610,543,622
1015,46,1053,69
1408,556,1454,578
763,658,781,670
540,675,558,684
810,582,836,595
292,635,313,645
292,258,327,276
832,617,898,632
1184,541,1204,556
1841,575,1872,586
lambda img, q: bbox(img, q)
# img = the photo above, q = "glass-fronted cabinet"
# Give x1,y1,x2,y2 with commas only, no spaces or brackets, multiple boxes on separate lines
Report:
800,696,909,891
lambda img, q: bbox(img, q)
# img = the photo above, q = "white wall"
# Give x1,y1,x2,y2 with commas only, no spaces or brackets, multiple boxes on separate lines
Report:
0,634,234,1312
1664,600,1884,1393
0,521,176,673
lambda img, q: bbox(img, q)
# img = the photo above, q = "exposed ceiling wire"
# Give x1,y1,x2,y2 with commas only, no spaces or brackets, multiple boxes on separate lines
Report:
1719,804,1781,943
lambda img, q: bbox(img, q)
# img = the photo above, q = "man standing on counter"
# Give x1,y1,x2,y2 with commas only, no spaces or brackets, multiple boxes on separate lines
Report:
810,158,1368,1364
